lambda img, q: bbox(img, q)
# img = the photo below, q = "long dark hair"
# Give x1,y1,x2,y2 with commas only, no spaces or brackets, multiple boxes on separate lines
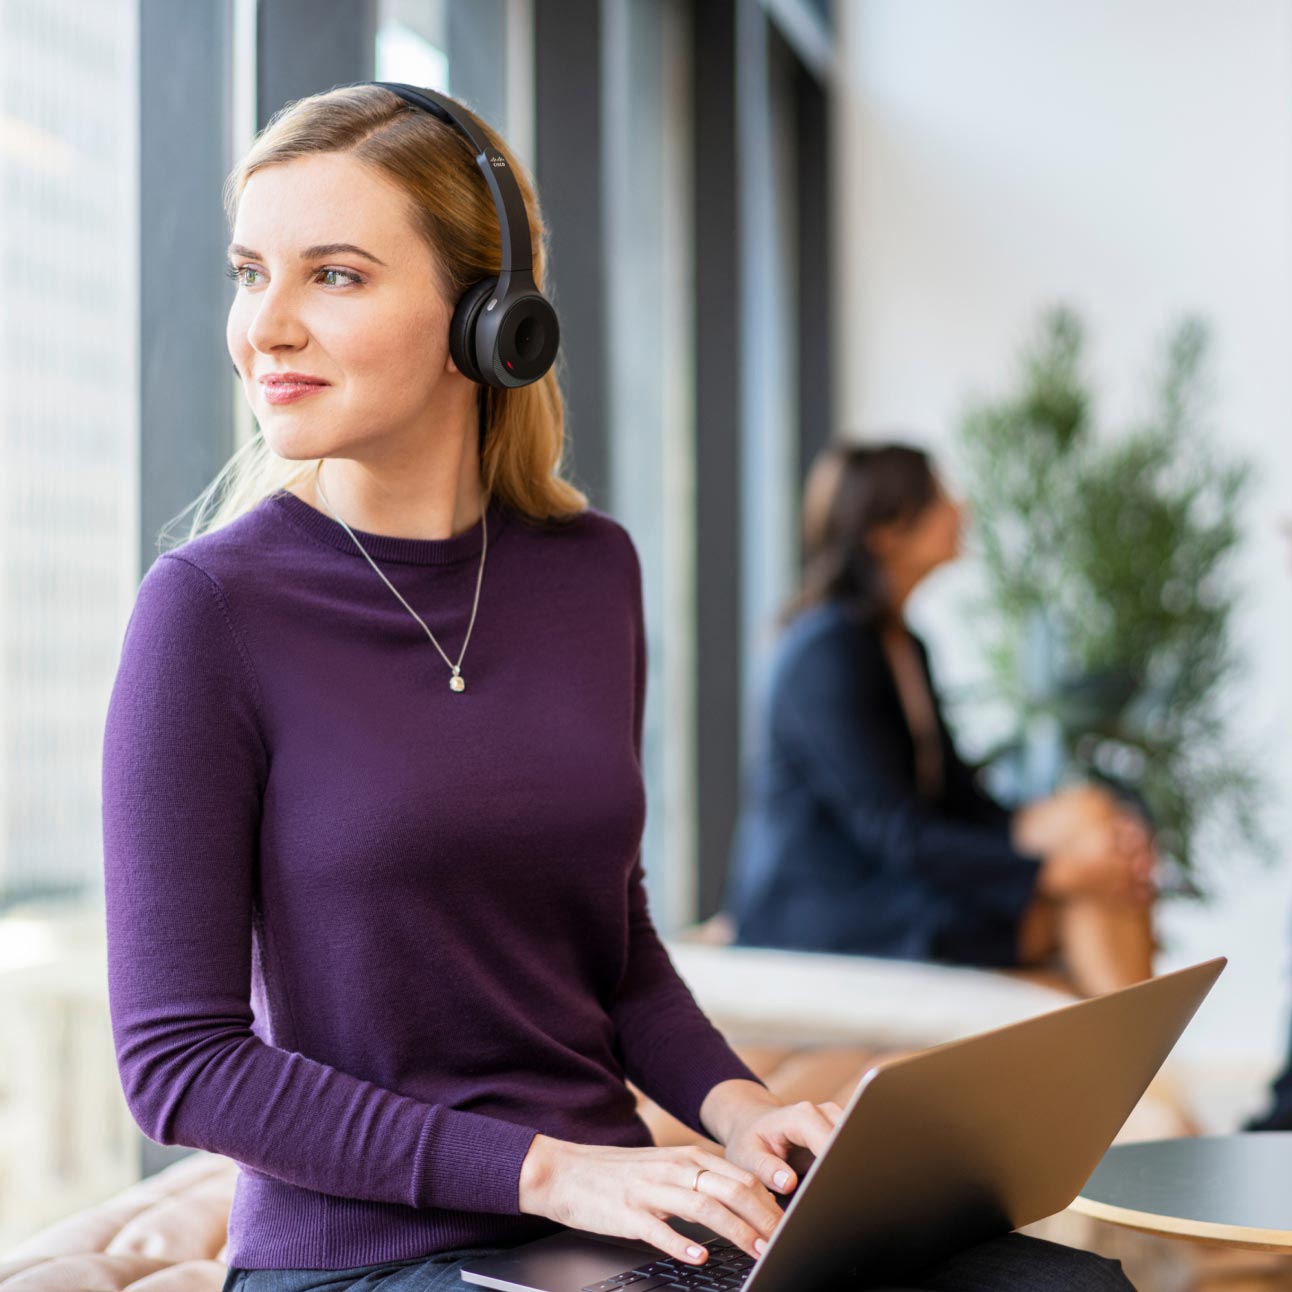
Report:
777,440,940,629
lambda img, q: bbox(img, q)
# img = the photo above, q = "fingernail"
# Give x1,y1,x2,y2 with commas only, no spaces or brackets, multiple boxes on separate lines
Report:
755,1239,769,1256
686,1245,705,1260
773,1170,791,1189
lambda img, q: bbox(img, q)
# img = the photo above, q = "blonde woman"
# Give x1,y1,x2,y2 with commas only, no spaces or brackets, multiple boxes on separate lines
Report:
101,86,1134,1292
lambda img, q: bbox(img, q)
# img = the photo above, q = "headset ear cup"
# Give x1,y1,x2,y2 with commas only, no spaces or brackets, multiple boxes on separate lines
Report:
449,278,498,384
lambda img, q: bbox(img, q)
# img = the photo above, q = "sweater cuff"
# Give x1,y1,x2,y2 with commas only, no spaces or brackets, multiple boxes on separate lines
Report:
411,1106,539,1213
664,1047,769,1140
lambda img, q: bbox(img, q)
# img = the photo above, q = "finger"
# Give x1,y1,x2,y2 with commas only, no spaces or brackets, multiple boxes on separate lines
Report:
1117,874,1153,906
1133,854,1157,881
1116,816,1150,844
1118,869,1144,902
673,1152,776,1220
656,1184,767,1261
820,1101,845,1126
747,1144,796,1195
780,1100,838,1158
1119,837,1151,862
679,1148,760,1193
1115,830,1149,858
637,1215,713,1266
688,1167,783,1241
753,1103,837,1194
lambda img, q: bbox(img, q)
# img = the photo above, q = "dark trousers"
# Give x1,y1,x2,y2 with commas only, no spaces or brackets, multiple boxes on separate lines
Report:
1247,1016,1292,1130
221,1232,1135,1292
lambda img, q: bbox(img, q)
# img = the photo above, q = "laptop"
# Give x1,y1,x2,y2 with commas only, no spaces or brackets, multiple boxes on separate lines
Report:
462,956,1225,1292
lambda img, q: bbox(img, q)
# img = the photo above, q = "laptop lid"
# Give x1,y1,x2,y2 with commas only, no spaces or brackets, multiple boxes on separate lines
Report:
463,957,1224,1292
744,956,1225,1292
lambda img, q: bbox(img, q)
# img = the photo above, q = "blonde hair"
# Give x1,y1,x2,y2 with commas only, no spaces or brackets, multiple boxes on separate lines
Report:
160,83,586,551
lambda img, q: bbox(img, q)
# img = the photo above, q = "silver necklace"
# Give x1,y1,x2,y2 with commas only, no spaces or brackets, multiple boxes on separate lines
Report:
312,458,486,693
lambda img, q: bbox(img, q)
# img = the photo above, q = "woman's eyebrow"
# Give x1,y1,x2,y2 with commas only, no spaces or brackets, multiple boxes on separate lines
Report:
226,242,388,266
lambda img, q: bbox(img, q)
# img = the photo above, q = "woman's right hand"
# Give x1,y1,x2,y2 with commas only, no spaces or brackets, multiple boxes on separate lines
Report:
1037,815,1157,905
517,1135,784,1265
1013,783,1120,856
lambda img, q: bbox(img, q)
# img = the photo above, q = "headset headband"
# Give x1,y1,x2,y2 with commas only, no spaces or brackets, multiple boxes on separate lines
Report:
363,81,533,277
329,80,558,388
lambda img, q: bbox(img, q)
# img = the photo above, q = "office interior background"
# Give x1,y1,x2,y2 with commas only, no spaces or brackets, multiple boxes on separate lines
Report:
1,0,1291,1252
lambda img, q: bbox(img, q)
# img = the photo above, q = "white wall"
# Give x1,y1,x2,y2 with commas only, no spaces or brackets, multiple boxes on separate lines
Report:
835,0,1292,1126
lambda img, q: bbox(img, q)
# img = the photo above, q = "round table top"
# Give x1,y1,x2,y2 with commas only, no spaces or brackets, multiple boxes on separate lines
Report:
1070,1133,1292,1251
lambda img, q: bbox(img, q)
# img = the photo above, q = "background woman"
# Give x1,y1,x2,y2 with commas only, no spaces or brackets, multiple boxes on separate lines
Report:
725,441,1158,998
101,91,1133,1292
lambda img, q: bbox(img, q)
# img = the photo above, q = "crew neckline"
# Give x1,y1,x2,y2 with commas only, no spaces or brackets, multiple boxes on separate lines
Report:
270,487,510,566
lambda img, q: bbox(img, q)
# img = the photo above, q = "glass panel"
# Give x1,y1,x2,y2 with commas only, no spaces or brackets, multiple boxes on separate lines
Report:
376,0,450,92
803,0,833,33
1,0,142,1247
605,0,696,930
1,0,139,912
376,0,519,146
739,18,801,758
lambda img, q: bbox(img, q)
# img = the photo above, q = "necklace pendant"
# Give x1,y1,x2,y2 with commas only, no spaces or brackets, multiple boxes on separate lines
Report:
449,673,466,693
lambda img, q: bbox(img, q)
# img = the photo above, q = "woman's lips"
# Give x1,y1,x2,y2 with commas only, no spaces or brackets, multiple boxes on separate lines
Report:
263,381,329,405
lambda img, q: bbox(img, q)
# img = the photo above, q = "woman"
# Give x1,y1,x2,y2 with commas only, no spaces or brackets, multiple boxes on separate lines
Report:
726,441,1157,998
101,88,1133,1292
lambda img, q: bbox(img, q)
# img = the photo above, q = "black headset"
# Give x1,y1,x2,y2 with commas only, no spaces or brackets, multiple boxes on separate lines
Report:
350,80,561,390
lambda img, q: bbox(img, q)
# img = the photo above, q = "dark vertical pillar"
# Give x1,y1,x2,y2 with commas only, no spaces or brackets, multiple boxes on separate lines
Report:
138,0,238,571
533,0,609,507
692,0,744,919
447,0,508,130
137,0,241,1172
256,0,377,129
795,62,831,486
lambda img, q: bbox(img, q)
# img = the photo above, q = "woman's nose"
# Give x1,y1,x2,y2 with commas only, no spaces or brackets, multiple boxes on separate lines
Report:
245,283,309,353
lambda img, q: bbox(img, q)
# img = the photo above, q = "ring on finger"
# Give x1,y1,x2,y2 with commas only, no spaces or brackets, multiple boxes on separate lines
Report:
691,1167,710,1192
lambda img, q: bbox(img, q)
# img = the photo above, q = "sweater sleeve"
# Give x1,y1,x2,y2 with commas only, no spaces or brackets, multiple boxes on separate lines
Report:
607,533,765,1135
773,620,1042,923
102,553,538,1214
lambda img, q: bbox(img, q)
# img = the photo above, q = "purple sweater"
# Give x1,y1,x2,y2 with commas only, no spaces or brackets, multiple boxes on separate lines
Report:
101,488,762,1271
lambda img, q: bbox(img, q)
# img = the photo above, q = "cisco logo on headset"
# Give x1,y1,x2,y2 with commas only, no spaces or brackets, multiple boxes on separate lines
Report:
490,154,507,169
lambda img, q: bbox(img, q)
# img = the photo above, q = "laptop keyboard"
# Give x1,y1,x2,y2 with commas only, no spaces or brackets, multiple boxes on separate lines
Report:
581,1239,755,1292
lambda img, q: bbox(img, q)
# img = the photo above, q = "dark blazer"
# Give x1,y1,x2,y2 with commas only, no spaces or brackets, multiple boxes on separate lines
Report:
725,597,1043,967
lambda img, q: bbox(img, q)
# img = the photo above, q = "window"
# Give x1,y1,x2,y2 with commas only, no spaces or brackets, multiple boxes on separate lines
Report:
604,0,698,928
1,0,140,913
376,0,533,168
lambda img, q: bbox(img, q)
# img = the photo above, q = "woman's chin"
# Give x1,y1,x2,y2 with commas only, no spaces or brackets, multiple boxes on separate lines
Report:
258,426,333,462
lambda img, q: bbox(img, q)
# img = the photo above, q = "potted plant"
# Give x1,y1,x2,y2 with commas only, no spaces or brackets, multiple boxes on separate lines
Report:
954,307,1265,899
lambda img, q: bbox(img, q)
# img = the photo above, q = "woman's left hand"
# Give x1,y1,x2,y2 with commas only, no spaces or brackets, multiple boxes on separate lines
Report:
700,1080,844,1197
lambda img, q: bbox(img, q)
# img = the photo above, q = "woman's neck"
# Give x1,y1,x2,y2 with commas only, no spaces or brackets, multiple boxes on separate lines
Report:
882,564,922,618
298,411,485,541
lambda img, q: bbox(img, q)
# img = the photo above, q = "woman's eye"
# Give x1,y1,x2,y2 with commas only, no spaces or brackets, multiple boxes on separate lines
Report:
223,264,362,288
317,267,363,287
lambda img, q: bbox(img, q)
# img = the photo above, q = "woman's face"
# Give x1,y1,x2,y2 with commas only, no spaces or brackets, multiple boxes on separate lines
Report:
869,475,967,585
226,153,465,462
910,476,966,572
